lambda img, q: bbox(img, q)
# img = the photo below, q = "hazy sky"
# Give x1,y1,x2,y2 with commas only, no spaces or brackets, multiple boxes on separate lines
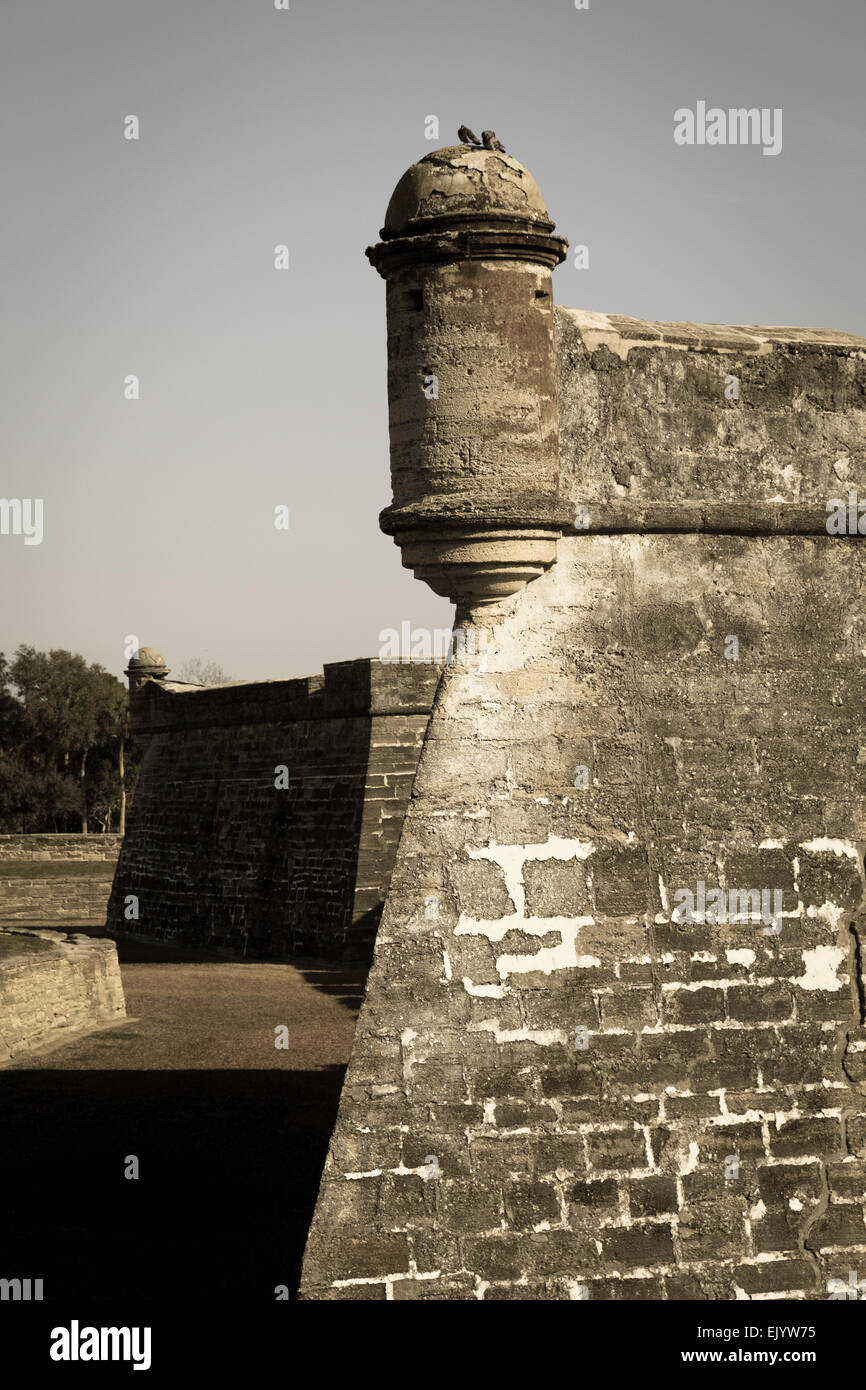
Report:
1,0,863,682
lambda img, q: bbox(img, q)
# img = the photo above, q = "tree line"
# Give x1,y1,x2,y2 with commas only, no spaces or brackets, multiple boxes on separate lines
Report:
0,646,139,834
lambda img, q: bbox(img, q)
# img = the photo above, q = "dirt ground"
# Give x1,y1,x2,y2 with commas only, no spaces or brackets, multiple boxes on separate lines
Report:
0,940,366,1300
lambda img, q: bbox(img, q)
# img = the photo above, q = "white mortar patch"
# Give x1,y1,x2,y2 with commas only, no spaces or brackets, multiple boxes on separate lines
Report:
462,978,505,998
456,837,600,985
794,945,847,991
798,837,859,859
468,1021,566,1046
467,836,596,919
805,901,847,930
679,1141,700,1175
455,912,592,944
726,949,756,969
496,920,596,979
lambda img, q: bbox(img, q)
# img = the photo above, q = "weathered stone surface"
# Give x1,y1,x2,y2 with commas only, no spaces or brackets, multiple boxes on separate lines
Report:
371,144,570,608
557,306,866,526
107,659,439,960
382,145,552,235
301,522,866,1297
0,835,122,925
0,930,126,1062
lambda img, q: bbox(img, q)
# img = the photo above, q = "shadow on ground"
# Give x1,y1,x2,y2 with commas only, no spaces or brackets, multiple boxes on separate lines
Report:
105,932,370,1012
0,1067,346,1300
294,965,367,1012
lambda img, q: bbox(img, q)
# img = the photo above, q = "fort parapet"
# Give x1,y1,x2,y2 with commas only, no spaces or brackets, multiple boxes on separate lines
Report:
107,657,440,959
0,835,122,927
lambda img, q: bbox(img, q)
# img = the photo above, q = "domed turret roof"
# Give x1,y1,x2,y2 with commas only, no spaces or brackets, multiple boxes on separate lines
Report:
127,647,166,669
383,144,551,237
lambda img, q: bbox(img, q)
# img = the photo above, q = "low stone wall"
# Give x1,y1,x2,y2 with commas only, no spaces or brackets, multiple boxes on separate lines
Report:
0,835,122,925
0,930,126,1063
0,835,124,862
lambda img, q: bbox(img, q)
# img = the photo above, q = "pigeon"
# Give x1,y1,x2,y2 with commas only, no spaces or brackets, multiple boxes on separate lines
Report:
482,130,505,152
457,124,480,145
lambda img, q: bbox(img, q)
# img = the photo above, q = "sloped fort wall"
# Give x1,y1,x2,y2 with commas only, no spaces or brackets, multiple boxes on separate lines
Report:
107,660,439,960
299,139,866,1299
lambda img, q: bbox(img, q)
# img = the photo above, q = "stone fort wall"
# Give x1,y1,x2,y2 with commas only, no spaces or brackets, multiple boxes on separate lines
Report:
107,659,439,960
300,308,866,1299
0,835,122,926
104,133,866,1299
